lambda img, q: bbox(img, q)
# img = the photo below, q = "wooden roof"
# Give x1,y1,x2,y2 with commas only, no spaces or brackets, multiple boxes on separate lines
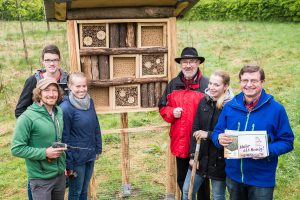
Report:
43,0,199,21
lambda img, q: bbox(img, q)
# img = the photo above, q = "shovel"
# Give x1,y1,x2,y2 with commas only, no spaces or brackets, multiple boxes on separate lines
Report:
188,138,201,200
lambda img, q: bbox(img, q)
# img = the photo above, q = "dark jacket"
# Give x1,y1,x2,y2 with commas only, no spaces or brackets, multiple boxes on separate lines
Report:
159,70,208,158
190,96,225,180
212,89,294,187
15,69,68,118
60,96,102,170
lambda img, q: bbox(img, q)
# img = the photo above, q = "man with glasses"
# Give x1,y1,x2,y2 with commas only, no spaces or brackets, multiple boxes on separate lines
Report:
212,64,294,200
14,44,68,200
159,47,210,199
15,44,68,118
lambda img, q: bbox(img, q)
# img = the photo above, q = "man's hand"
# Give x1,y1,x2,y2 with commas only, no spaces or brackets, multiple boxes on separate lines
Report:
218,133,233,147
46,146,66,159
173,107,183,118
193,130,208,140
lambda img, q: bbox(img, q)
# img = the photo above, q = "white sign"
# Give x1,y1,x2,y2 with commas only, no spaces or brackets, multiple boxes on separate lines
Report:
224,130,269,159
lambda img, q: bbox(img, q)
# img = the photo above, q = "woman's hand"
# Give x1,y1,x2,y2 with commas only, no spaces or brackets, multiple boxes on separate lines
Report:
193,130,208,140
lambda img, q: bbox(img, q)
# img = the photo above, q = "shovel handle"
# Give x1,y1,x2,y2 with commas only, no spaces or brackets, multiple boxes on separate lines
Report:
188,138,201,200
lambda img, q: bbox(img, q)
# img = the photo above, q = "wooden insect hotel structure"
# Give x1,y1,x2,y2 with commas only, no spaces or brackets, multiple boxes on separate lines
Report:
43,0,199,199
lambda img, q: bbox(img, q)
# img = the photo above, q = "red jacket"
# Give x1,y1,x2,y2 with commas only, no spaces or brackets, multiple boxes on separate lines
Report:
159,71,208,158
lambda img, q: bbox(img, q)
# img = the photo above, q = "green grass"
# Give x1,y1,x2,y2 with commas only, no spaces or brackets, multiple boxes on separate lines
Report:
0,20,299,199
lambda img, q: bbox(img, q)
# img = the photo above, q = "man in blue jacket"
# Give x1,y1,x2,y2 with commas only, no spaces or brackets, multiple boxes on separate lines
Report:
211,64,294,200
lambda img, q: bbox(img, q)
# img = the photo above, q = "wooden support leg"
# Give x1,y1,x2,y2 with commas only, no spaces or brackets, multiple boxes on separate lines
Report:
165,139,176,200
88,172,97,200
120,112,131,197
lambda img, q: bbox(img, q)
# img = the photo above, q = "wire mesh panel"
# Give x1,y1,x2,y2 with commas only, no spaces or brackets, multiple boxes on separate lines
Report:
138,23,167,48
113,85,140,108
110,55,139,79
89,87,110,108
140,54,167,78
80,23,109,48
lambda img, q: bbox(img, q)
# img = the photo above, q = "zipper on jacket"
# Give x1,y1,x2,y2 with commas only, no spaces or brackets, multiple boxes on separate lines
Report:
241,112,251,183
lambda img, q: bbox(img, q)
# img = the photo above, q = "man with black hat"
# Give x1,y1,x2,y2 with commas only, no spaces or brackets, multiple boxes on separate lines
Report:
159,47,209,199
11,78,67,200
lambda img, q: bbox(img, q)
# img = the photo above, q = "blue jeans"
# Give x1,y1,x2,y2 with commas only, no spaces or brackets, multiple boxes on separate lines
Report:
182,169,226,200
226,177,274,200
28,180,33,200
68,161,95,200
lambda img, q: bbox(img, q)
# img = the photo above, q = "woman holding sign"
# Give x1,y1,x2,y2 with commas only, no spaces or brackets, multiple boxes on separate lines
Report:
182,70,234,200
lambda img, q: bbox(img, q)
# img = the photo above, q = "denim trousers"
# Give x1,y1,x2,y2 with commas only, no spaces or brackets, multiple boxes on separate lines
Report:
68,161,95,200
182,169,226,200
226,177,274,200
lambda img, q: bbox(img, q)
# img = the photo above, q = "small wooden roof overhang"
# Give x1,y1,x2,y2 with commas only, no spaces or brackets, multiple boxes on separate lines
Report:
43,0,199,21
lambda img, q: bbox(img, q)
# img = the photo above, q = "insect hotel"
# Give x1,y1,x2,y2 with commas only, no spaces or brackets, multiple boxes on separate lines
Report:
44,0,199,199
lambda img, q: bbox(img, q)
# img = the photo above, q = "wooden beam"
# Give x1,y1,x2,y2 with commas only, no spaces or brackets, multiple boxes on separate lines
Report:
101,124,170,134
67,20,80,72
89,77,168,88
80,47,168,56
67,7,175,19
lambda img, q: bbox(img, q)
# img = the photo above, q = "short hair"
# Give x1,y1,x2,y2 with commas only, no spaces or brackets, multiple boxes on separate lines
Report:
41,44,61,60
32,83,64,103
239,64,265,81
67,72,87,85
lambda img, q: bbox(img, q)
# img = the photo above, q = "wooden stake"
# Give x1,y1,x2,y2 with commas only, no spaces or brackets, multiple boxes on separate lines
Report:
188,138,201,200
109,23,119,48
91,56,99,80
81,56,92,80
98,55,109,80
119,23,127,48
120,113,131,197
154,82,161,106
141,83,148,108
126,23,136,47
165,139,176,200
148,83,155,107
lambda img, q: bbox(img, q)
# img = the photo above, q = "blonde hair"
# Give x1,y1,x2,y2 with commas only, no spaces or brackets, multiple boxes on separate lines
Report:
211,70,231,109
67,72,87,86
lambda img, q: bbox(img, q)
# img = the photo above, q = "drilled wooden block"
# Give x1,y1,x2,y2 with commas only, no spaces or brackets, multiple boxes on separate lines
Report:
89,87,110,107
140,54,167,77
138,23,167,48
80,23,109,48
113,85,140,108
110,55,139,79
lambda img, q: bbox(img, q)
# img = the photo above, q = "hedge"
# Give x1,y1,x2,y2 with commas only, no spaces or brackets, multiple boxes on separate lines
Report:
185,0,300,22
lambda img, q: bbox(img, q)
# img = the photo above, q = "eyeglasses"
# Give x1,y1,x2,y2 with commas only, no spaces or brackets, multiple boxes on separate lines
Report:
44,59,60,64
240,79,261,85
181,59,198,66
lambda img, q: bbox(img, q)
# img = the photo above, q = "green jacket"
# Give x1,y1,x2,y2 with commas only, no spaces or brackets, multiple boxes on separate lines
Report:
11,102,66,179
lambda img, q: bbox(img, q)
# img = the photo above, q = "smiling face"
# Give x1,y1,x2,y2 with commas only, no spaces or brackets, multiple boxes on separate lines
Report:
240,71,264,101
208,74,228,100
40,84,59,107
42,53,60,74
69,76,88,99
180,58,200,80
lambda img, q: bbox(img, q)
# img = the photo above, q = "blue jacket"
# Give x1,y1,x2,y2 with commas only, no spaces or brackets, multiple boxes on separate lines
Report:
211,89,294,187
60,96,102,170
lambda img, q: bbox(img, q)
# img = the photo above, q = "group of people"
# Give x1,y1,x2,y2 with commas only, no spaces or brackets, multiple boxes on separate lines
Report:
10,44,294,200
159,47,294,200
11,45,102,200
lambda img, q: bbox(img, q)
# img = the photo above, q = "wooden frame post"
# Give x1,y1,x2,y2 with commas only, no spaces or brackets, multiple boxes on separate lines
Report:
120,112,131,197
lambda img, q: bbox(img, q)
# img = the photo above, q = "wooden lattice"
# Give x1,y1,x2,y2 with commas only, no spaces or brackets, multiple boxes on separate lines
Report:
138,23,167,47
141,54,167,77
89,87,110,107
110,55,139,79
80,23,108,48
114,85,140,108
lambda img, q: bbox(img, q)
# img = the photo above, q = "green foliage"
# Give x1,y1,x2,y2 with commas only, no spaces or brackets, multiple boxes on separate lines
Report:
102,134,120,145
185,0,300,22
0,0,44,21
143,143,167,156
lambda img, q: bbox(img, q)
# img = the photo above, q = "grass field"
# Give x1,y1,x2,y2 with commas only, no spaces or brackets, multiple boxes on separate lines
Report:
0,20,299,199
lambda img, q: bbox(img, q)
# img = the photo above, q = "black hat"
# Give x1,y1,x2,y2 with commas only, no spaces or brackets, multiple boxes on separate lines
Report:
175,47,205,64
